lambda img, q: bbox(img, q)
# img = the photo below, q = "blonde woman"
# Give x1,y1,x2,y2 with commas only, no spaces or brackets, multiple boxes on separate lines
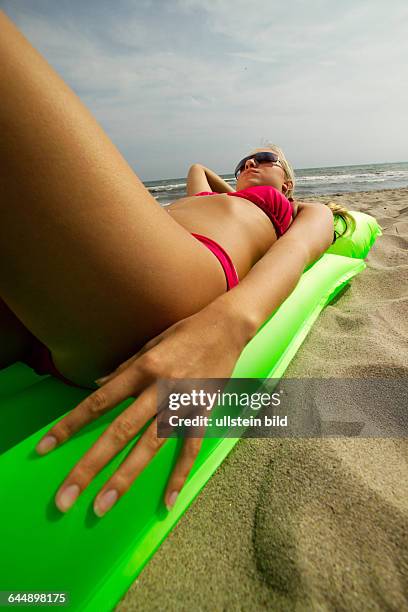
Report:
0,12,353,517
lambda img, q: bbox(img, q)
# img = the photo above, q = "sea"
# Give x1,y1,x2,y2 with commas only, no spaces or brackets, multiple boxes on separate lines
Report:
143,161,408,207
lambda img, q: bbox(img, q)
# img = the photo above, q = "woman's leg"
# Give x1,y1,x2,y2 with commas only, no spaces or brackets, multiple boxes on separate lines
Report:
0,12,226,386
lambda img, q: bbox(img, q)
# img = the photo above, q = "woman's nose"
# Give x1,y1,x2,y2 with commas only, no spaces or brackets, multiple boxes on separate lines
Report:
244,158,257,170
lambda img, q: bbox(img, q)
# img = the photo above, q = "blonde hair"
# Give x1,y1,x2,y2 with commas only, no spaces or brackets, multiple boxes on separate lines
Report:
324,201,356,243
252,142,355,243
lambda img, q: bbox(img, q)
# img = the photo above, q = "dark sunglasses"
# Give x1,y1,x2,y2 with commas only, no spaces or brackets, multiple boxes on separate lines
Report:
234,152,282,179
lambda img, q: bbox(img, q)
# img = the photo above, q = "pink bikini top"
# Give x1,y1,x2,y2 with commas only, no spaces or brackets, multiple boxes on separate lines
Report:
193,185,294,237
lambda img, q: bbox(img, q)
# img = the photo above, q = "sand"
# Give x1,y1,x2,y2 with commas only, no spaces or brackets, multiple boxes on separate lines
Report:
116,187,408,612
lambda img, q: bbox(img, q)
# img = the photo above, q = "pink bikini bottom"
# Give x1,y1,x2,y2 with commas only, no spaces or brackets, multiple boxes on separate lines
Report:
21,233,239,387
21,336,88,388
191,232,239,291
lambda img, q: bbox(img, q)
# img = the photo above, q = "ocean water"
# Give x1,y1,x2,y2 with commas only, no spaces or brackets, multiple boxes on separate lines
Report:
143,161,408,206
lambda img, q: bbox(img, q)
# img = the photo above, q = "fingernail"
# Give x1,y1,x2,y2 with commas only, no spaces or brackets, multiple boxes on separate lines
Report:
36,435,57,455
94,489,119,517
166,491,178,510
95,376,109,386
57,484,80,512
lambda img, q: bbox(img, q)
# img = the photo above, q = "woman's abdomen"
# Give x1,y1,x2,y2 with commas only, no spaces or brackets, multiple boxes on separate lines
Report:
166,194,277,279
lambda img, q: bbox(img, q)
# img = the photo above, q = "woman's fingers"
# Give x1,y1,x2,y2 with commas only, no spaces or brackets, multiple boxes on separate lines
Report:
93,416,167,517
164,438,203,510
35,360,152,455
54,385,157,513
91,403,205,518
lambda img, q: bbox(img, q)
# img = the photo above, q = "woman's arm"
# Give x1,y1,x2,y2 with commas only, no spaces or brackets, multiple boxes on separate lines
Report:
186,163,235,196
38,202,333,517
215,202,335,333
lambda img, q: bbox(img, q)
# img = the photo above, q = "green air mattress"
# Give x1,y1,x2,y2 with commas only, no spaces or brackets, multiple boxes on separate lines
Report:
0,211,382,611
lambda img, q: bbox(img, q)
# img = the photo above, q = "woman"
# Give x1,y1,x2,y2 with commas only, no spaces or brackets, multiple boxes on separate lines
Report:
0,12,352,517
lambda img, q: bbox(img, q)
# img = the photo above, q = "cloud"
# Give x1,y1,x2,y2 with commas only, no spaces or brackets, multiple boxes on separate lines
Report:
228,52,280,64
2,0,407,179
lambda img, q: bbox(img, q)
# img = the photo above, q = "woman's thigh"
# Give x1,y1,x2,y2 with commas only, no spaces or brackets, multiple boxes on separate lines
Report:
0,12,226,384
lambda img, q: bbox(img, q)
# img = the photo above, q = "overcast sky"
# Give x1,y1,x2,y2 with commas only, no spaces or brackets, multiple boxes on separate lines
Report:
1,0,407,181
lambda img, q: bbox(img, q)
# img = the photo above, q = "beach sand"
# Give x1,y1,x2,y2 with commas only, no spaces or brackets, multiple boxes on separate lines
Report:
116,187,408,612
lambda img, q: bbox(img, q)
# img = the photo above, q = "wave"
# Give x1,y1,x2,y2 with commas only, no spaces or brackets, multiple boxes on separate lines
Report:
148,177,236,193
149,182,187,193
297,171,408,184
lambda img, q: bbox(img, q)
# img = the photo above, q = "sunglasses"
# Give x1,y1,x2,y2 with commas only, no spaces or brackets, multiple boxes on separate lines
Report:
234,152,283,179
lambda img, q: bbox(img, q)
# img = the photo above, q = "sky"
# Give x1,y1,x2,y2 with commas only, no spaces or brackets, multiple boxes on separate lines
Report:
1,0,407,181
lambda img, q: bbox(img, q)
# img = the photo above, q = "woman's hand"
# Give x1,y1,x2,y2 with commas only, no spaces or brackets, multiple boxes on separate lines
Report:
35,300,255,517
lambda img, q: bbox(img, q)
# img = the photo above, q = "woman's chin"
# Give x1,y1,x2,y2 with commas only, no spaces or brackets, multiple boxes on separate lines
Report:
238,176,260,189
